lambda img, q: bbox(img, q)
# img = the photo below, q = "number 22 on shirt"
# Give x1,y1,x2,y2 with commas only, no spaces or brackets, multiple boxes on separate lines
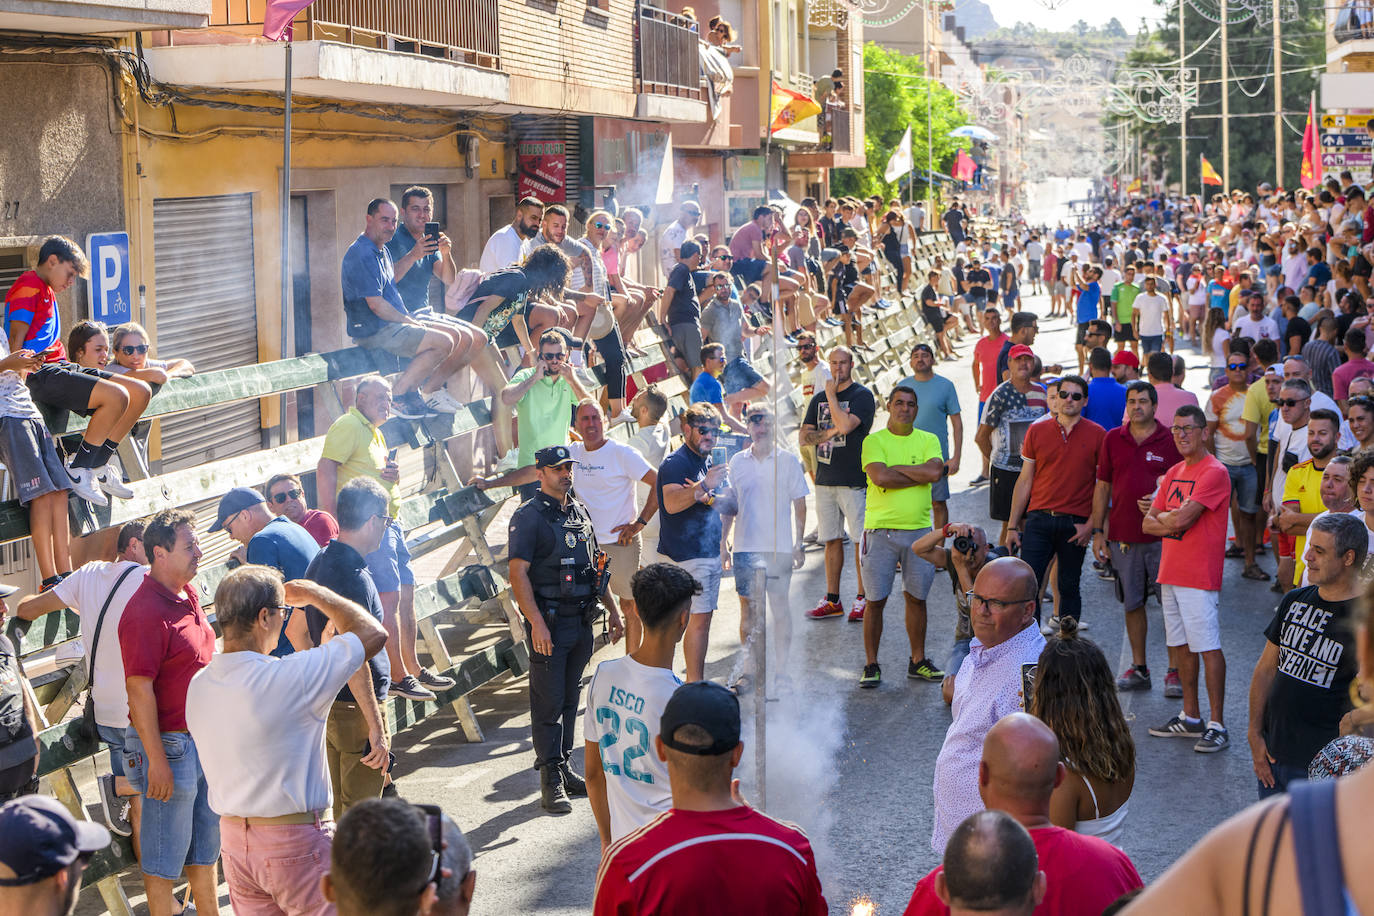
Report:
596,706,655,783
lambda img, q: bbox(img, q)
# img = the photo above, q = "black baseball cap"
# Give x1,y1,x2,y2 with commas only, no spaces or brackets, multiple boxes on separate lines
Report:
0,796,109,887
210,486,266,532
659,681,740,756
534,445,578,469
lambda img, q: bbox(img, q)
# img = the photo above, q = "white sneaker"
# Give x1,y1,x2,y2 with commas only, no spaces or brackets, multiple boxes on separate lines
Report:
64,464,108,506
494,448,521,474
422,389,462,414
611,409,635,426
97,462,134,499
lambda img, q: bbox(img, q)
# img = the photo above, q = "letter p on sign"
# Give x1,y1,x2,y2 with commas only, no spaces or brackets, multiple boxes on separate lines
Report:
85,232,132,326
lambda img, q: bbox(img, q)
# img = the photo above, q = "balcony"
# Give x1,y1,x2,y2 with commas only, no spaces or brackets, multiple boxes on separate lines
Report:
0,0,209,34
788,102,865,169
1332,0,1374,48
635,3,708,121
144,0,507,107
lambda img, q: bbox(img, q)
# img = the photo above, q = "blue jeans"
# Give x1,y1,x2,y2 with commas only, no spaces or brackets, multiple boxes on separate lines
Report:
1020,511,1089,622
122,729,220,880
1257,761,1310,799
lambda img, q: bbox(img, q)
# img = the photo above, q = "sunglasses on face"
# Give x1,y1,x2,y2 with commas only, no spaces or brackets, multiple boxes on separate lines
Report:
747,414,770,424
1059,391,1085,401
271,488,303,504
717,254,734,261
690,424,717,435
540,352,566,362
121,344,149,355
1227,363,1248,371
592,222,610,230
1278,397,1310,407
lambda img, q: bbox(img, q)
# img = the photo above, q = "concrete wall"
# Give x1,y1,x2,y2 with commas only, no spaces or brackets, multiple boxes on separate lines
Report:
498,0,638,116
0,52,125,324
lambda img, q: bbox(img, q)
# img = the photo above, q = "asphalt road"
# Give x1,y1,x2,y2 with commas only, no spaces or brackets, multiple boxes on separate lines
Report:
81,288,1273,914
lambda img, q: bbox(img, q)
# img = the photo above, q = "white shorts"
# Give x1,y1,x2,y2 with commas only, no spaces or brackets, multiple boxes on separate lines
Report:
677,556,723,615
1160,584,1221,653
817,485,866,543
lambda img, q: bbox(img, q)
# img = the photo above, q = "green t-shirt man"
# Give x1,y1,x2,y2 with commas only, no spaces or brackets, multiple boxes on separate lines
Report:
861,426,943,529
1111,281,1140,326
509,365,576,467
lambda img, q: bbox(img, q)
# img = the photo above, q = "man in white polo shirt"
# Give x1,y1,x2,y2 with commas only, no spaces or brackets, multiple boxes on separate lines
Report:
185,567,387,915
569,399,659,653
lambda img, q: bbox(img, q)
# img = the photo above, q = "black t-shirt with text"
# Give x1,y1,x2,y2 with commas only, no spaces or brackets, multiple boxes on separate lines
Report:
1262,585,1360,766
802,382,876,487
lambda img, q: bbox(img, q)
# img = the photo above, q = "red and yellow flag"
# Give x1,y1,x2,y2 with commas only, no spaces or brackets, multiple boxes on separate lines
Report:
1300,91,1320,190
770,81,822,133
1201,156,1223,187
1126,177,1142,195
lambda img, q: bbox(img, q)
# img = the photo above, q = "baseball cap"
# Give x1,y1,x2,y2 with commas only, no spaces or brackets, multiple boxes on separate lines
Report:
1112,350,1140,368
1007,344,1035,361
0,796,109,887
210,486,266,532
659,681,740,756
534,445,578,469
0,583,17,598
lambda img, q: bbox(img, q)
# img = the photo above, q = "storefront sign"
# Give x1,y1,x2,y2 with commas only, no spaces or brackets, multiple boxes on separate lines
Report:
517,140,567,203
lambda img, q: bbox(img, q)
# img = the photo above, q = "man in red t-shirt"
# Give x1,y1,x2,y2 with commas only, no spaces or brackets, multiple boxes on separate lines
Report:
1091,380,1181,693
1006,374,1106,631
970,306,1007,485
118,508,219,915
1143,404,1234,754
903,714,1142,916
594,682,827,916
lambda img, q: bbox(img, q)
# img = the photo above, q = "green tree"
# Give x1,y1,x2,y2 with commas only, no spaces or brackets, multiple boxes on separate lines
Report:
831,42,970,201
1104,17,1128,38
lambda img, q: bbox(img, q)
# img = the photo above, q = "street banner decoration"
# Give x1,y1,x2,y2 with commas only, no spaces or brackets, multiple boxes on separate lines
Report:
770,81,822,133
263,0,313,39
1301,91,1320,189
884,126,913,183
953,149,977,182
1200,156,1223,186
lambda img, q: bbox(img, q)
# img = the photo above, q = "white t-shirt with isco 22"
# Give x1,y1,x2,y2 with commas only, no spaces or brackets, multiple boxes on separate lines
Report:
582,656,681,843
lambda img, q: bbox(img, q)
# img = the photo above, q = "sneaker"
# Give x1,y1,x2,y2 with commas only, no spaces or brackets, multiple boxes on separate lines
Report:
97,466,134,499
392,391,439,419
388,675,436,701
63,463,107,506
540,768,572,814
1115,666,1152,691
494,447,521,474
803,530,819,544
1040,615,1061,636
97,774,132,837
805,600,844,620
1163,668,1184,699
422,389,464,414
1194,725,1230,753
970,474,989,486
858,663,882,688
417,668,455,691
610,409,635,426
848,596,866,622
1148,714,1205,739
908,658,945,681
559,761,588,797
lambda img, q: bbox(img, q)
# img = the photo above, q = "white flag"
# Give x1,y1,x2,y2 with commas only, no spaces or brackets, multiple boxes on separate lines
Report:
884,126,913,183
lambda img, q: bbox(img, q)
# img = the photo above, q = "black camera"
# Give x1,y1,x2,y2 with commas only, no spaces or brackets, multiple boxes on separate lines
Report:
952,535,978,555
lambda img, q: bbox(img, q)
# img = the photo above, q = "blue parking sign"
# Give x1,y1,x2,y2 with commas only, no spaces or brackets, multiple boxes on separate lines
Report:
85,232,131,325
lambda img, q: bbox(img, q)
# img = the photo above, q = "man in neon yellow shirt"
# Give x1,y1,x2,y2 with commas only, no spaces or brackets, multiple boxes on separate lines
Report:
1109,263,1141,358
857,385,946,688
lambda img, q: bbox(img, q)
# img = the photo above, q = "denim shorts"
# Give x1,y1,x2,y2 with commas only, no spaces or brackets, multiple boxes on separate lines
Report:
122,729,220,879
1141,334,1164,353
732,551,794,598
365,519,415,593
722,357,764,395
1225,461,1259,515
98,724,129,780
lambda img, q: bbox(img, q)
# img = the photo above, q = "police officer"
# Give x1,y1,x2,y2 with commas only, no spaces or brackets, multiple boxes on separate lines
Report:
508,445,624,813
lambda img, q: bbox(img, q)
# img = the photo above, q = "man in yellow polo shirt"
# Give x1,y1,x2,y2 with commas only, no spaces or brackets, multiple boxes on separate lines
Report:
857,385,946,688
1280,409,1343,583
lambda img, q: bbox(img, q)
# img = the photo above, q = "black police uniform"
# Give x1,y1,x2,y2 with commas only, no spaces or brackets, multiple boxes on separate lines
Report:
508,486,603,773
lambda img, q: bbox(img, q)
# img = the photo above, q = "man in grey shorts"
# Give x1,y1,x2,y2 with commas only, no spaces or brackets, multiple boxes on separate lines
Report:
1090,380,1181,695
660,241,706,375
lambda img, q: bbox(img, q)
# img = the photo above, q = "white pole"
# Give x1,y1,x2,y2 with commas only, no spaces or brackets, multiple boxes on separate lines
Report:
279,37,293,441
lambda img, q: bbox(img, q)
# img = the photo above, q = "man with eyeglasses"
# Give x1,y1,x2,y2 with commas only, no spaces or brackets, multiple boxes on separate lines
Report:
1205,347,1270,582
210,486,321,656
930,557,1046,853
1279,409,1344,587
186,564,386,914
1143,404,1234,754
300,478,396,819
1005,374,1105,634
656,404,733,683
265,472,339,547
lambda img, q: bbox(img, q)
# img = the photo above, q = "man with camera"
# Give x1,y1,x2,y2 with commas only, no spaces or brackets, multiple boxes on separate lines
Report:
508,445,624,814
911,523,1008,705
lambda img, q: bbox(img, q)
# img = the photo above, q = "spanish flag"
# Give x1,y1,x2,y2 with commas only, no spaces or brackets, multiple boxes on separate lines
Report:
770,81,822,133
1201,156,1223,187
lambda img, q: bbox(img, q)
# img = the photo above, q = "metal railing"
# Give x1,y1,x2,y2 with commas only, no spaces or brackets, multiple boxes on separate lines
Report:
829,105,851,153
636,3,703,98
208,0,500,69
1333,0,1374,43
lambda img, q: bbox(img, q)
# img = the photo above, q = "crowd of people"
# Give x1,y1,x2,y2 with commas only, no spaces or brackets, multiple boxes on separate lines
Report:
2,173,1374,916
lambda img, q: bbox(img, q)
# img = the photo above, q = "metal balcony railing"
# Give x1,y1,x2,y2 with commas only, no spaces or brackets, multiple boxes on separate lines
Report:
636,3,703,99
829,104,851,153
1333,0,1374,43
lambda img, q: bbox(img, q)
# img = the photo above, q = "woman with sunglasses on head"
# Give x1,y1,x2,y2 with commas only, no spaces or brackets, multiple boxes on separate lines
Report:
106,322,195,384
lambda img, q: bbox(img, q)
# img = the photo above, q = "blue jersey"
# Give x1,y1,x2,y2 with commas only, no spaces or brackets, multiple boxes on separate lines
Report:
1077,281,1102,324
